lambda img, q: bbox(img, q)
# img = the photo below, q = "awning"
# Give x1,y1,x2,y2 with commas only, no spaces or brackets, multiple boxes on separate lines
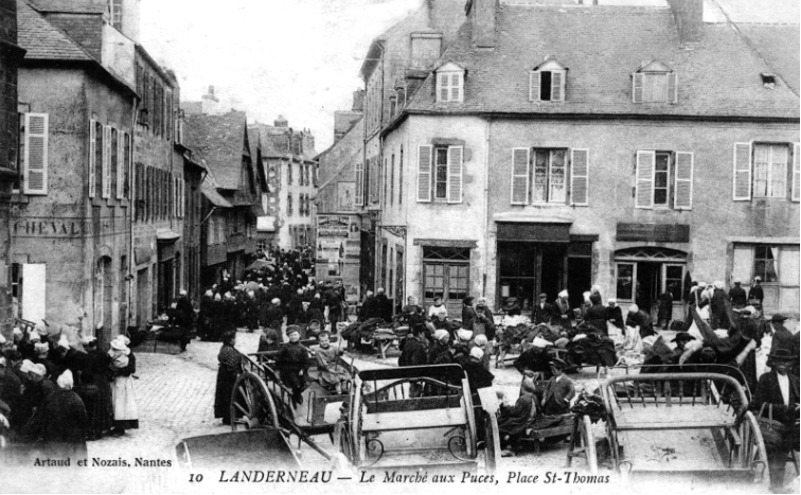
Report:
156,229,180,242
493,210,574,224
201,182,233,208
249,204,265,217
134,246,152,265
496,222,571,243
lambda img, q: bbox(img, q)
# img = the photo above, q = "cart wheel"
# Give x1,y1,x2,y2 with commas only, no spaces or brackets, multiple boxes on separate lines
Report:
230,371,279,431
483,413,501,474
742,411,769,488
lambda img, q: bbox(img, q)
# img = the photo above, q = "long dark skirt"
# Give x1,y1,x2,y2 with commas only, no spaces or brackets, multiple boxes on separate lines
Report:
76,375,113,438
214,367,238,423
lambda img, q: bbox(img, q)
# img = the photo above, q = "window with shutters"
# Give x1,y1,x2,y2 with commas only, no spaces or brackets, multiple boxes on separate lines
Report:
288,193,293,215
102,126,111,198
510,147,589,205
109,0,123,30
417,144,464,204
435,63,465,103
21,113,49,195
93,121,103,198
529,58,567,102
733,142,798,201
634,150,694,210
631,61,677,104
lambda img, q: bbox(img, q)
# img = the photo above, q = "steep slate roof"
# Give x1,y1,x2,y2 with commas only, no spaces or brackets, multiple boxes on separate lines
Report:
736,24,800,95
200,176,233,208
404,5,799,120
183,111,250,191
29,0,106,14
17,0,94,61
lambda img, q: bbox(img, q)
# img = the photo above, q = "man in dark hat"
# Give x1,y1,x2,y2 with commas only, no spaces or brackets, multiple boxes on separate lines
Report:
748,276,764,306
729,279,747,309
768,314,796,356
751,348,799,492
533,293,552,325
670,333,696,364
537,358,575,416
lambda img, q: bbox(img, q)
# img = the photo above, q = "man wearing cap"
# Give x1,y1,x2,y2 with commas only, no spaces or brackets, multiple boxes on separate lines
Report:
748,276,764,306
768,313,797,358
729,280,747,309
533,293,553,325
537,358,576,416
751,348,799,492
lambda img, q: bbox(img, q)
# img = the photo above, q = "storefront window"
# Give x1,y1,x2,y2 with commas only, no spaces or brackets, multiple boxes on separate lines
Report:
616,263,634,300
754,246,779,282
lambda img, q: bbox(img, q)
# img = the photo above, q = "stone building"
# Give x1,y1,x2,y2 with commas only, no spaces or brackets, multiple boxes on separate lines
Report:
259,117,318,251
0,0,25,338
357,0,467,304
183,110,263,287
379,0,799,317
13,0,137,342
130,45,186,327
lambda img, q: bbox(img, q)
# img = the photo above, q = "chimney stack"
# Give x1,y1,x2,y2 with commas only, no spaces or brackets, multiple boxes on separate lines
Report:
667,0,703,44
471,0,498,48
352,89,365,112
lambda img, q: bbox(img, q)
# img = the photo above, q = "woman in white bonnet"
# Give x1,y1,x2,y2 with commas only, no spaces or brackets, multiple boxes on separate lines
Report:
29,369,89,458
108,336,138,436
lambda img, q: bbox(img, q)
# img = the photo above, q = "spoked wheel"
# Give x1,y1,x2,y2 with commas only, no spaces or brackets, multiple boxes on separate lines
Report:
741,411,770,489
230,371,279,431
567,415,598,474
483,413,501,473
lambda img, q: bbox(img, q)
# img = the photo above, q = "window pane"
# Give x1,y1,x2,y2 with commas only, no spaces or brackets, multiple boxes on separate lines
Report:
617,263,634,300
533,150,548,202
769,144,787,198
753,144,769,198
654,188,668,205
540,71,552,101
549,150,566,202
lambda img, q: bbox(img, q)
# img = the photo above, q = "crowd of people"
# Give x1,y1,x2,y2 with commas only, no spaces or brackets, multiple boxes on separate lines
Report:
0,322,138,458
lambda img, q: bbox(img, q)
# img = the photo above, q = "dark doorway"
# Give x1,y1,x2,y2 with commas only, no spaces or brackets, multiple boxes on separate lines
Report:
541,246,564,305
567,257,592,309
636,261,661,316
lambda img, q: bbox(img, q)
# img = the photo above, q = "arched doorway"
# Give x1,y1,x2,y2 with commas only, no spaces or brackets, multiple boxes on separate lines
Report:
614,247,687,320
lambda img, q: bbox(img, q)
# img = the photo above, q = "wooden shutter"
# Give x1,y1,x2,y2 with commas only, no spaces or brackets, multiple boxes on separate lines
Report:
23,113,48,195
632,72,643,103
417,145,433,202
102,125,111,198
116,130,125,199
438,74,448,102
792,143,800,202
21,264,46,323
446,145,464,204
89,119,96,198
552,70,565,102
511,148,530,205
635,150,655,208
733,142,752,201
668,72,678,104
355,162,364,206
674,151,694,210
570,148,589,206
529,71,540,102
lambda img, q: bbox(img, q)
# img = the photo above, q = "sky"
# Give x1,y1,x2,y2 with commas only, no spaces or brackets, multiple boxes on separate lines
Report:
140,0,421,152
139,0,799,153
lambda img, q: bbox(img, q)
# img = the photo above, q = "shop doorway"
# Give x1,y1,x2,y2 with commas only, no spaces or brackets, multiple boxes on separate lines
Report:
636,261,661,315
567,257,592,309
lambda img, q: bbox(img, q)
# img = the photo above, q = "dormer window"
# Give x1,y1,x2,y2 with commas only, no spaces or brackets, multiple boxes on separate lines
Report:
761,72,776,89
436,62,465,103
530,58,567,102
632,60,677,104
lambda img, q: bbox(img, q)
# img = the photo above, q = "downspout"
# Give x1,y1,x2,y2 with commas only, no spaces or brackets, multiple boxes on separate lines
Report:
482,118,490,298
127,94,138,336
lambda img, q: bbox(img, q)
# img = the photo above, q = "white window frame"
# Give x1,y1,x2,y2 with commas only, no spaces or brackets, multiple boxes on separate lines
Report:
753,143,789,199
529,69,567,102
102,125,111,199
436,70,464,103
531,148,568,204
632,69,677,104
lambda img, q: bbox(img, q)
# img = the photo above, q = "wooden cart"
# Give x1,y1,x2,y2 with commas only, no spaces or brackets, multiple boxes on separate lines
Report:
334,364,500,473
569,370,769,487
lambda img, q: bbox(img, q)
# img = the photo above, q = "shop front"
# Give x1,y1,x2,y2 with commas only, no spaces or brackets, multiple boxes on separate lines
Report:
495,222,595,311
